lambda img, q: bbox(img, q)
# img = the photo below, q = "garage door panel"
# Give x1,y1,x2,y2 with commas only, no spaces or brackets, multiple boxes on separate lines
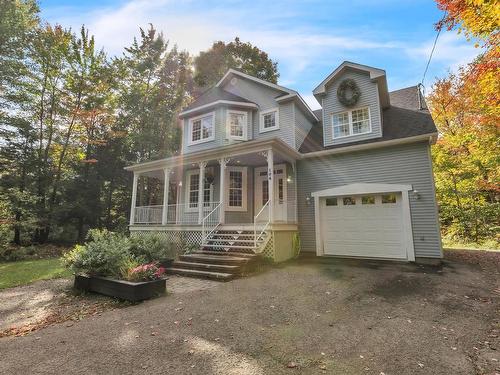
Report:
320,193,407,260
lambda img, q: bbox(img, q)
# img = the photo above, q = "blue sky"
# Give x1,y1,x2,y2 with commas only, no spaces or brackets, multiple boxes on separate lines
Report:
41,0,481,109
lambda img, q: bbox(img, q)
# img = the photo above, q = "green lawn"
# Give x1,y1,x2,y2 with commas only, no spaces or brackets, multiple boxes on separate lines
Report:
0,258,71,290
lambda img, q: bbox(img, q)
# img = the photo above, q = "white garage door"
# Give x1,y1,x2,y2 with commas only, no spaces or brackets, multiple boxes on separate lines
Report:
320,193,407,259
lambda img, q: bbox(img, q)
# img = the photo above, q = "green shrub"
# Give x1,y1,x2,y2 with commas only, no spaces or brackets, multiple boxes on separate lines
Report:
62,229,132,277
129,233,176,262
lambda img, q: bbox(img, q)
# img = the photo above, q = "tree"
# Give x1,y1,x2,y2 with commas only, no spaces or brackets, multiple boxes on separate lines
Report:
429,0,499,245
193,37,279,87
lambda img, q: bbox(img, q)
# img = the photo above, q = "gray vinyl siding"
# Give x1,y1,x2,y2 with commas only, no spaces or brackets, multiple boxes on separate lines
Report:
296,142,442,258
294,104,314,149
222,77,296,149
323,70,382,146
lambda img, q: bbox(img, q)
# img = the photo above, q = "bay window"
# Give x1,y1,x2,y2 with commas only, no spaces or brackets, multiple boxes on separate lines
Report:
189,112,215,145
227,110,248,140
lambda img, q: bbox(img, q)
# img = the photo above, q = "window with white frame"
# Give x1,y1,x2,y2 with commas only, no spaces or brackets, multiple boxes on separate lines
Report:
225,166,247,211
332,107,371,139
227,110,247,140
186,171,213,211
189,112,215,145
259,108,279,133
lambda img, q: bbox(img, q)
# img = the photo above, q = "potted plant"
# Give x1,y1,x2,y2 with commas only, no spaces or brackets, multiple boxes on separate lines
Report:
63,230,168,302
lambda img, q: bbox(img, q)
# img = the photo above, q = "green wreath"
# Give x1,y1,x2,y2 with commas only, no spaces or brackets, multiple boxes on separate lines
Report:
337,79,361,107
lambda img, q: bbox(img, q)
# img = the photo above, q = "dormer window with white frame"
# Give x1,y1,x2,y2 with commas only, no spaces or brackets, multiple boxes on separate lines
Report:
332,107,371,139
259,108,279,133
188,112,215,145
226,109,248,140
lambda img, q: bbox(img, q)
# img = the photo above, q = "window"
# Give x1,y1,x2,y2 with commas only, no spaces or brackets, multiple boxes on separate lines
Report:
343,197,356,205
189,112,215,145
362,195,375,205
382,194,397,204
325,197,338,206
331,107,371,139
259,108,279,133
227,110,247,140
186,171,213,211
225,166,247,211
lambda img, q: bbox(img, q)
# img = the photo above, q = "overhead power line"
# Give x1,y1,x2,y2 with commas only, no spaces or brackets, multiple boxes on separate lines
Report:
421,16,446,86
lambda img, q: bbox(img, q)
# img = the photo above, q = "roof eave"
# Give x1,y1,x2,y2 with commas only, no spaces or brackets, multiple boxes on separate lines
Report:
179,100,258,118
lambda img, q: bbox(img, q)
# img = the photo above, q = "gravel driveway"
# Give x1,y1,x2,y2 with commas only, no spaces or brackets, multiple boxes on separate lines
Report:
0,251,498,375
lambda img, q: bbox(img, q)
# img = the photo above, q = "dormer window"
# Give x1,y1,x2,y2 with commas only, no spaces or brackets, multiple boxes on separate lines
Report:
332,107,371,139
189,112,215,145
259,108,279,133
226,110,248,140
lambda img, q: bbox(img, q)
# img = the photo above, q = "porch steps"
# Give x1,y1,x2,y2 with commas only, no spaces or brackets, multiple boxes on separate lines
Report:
167,228,268,281
167,267,235,281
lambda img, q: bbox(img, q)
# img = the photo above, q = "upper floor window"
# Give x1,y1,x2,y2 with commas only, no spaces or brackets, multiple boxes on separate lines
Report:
332,107,371,139
227,110,248,140
259,108,279,133
189,112,215,145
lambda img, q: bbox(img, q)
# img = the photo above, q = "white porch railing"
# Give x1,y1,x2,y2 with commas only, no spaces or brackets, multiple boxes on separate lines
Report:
201,202,222,245
134,202,221,225
134,205,163,224
254,199,270,248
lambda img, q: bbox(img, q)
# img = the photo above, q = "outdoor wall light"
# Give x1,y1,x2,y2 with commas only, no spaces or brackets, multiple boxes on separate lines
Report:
305,195,311,205
178,181,183,187
412,189,420,200
287,176,292,183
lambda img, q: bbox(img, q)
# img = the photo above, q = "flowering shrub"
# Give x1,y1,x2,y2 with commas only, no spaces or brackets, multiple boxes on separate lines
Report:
124,262,165,282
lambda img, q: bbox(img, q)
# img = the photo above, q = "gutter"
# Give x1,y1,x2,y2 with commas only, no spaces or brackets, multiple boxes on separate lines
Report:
301,133,438,159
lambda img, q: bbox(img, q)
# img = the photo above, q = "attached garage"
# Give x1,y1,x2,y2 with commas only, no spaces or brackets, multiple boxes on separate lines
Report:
312,183,415,261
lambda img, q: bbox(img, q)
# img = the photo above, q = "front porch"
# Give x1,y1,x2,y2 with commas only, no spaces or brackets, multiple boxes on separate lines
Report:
125,139,300,257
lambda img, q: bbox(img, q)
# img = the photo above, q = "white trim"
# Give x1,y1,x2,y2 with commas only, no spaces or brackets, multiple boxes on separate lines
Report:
275,93,319,122
225,166,248,211
259,107,279,133
331,106,372,140
185,169,213,212
313,61,386,96
188,111,215,146
226,109,248,141
179,101,257,117
313,182,415,262
302,133,438,159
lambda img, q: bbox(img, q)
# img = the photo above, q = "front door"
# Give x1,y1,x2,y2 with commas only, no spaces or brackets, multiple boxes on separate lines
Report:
254,164,287,222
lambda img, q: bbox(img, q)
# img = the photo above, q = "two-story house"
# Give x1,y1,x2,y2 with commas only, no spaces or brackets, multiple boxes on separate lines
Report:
125,61,442,279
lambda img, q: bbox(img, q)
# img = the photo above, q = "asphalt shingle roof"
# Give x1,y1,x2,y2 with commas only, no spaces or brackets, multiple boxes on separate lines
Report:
299,86,437,153
183,87,254,111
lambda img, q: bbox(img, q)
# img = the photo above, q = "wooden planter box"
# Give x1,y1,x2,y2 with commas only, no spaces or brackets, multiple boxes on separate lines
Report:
74,274,166,302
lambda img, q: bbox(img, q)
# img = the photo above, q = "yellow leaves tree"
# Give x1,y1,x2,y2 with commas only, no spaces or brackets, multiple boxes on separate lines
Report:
429,0,499,245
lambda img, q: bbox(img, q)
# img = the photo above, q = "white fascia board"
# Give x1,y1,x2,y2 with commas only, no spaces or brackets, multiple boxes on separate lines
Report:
301,133,437,159
179,100,257,117
311,183,413,197
312,61,386,96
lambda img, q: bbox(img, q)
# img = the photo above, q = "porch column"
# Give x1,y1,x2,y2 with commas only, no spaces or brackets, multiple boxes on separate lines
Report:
267,149,274,223
129,172,139,225
161,168,171,225
293,161,298,223
198,161,207,224
218,157,230,224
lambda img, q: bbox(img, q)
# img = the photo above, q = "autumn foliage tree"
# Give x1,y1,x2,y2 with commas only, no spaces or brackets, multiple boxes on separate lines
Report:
429,0,499,246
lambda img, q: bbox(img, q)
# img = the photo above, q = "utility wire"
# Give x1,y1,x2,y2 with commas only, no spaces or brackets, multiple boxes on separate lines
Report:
421,16,446,86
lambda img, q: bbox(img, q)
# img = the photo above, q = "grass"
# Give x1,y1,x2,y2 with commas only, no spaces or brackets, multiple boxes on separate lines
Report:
0,258,71,290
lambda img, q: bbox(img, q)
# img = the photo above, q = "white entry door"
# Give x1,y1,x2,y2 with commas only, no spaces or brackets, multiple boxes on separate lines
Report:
254,165,287,222
319,193,407,259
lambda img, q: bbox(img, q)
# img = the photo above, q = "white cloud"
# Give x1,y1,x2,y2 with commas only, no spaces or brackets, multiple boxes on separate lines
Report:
44,0,482,93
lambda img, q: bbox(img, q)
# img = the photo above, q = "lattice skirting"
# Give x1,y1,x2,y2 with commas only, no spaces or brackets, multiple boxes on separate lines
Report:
260,232,275,260
131,230,202,254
